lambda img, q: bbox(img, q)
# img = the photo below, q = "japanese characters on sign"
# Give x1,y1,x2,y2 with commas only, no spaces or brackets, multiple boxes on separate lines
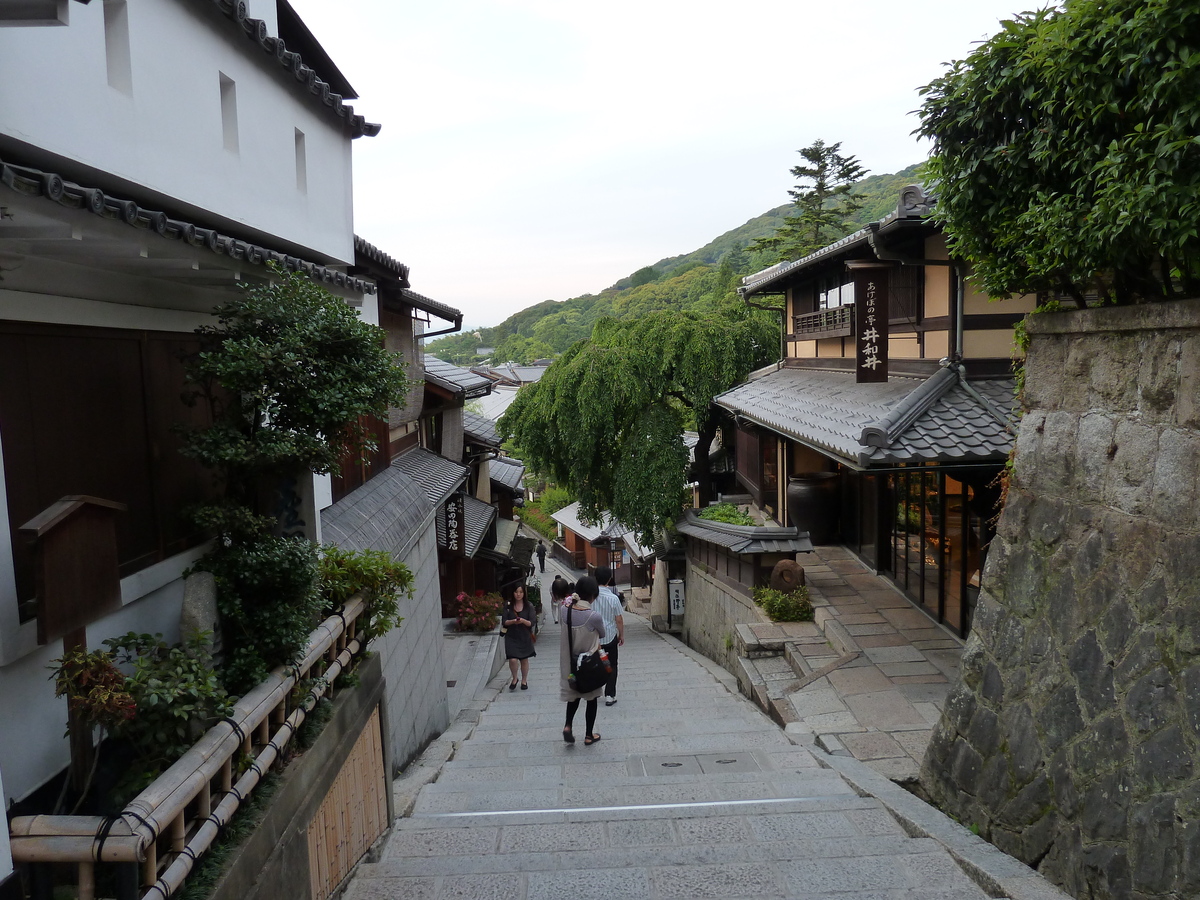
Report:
853,266,890,384
445,493,464,555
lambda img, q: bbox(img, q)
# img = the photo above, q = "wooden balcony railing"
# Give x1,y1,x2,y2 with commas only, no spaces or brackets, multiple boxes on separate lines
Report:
793,305,852,338
10,594,368,900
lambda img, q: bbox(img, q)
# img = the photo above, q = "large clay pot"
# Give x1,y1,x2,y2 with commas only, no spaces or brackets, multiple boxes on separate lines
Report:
786,472,840,545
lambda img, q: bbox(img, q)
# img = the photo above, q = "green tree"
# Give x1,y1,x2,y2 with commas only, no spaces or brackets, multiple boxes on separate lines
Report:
498,309,777,544
918,1,1200,305
750,140,868,262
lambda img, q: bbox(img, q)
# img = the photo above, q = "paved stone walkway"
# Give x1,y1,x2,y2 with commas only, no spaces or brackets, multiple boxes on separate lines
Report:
737,547,964,782
345,608,1067,899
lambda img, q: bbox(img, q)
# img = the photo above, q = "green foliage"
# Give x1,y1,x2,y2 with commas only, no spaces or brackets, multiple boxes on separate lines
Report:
753,586,814,623
918,1,1200,304
318,545,413,641
456,591,504,633
181,266,409,490
190,536,322,695
499,309,777,545
520,502,558,540
749,140,869,263
629,266,658,287
103,632,234,791
697,503,755,526
52,632,233,802
539,485,575,516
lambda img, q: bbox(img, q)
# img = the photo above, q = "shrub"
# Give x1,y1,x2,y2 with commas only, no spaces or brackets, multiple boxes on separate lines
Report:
456,591,504,633
318,545,413,641
753,585,814,623
698,502,755,526
190,535,322,695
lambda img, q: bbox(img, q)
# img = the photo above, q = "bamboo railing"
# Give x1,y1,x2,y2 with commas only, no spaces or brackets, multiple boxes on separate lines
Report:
10,595,368,900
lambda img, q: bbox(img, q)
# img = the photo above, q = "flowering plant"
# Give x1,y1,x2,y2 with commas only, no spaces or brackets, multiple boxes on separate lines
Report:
456,590,504,633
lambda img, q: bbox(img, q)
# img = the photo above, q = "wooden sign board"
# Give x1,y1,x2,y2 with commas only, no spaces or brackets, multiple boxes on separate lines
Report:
853,267,890,383
19,495,125,645
444,493,465,557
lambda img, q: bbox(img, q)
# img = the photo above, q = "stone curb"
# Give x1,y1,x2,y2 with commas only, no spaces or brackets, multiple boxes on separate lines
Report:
817,753,1071,900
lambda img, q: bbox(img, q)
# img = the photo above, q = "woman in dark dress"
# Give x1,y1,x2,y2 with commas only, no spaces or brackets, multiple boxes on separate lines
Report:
502,583,536,690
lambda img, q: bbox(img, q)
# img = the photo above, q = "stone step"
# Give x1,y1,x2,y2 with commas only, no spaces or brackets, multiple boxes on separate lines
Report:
347,808,992,899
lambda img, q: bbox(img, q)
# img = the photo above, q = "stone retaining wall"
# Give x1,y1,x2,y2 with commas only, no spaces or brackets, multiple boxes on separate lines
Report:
681,561,769,673
920,299,1200,900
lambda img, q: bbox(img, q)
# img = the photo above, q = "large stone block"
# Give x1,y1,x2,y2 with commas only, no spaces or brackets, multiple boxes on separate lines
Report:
1136,334,1182,422
1077,769,1130,842
1106,420,1160,515
1074,412,1115,503
1068,630,1115,717
1179,332,1200,428
1132,725,1194,790
1151,428,1200,531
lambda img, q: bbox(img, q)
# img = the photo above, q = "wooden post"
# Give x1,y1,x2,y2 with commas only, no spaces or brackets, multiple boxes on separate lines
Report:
20,496,126,798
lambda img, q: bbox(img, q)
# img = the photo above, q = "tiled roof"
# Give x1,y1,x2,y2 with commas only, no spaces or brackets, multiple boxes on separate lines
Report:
0,155,377,293
424,356,492,399
353,235,409,285
715,365,1017,469
390,447,469,508
403,289,462,327
320,466,433,558
436,493,496,558
204,0,380,138
740,184,934,297
489,456,525,493
675,509,813,555
550,502,652,560
462,411,500,448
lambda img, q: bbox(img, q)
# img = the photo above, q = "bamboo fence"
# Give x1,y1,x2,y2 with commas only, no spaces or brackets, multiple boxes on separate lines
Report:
9,594,368,900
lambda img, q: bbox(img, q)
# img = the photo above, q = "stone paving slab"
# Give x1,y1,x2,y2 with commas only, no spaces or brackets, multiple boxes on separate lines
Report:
343,583,1067,900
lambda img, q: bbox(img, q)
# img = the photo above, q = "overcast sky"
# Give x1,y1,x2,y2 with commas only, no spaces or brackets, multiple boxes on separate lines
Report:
288,1,1044,328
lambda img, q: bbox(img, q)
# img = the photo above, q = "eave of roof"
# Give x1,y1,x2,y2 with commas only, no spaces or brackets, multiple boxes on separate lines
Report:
0,155,376,293
462,410,501,448
424,356,492,399
202,0,380,138
675,509,813,555
403,288,463,327
715,365,1017,469
390,447,469,508
739,185,935,298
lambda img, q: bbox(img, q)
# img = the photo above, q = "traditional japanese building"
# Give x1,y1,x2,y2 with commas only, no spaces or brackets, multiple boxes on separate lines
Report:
718,186,1035,636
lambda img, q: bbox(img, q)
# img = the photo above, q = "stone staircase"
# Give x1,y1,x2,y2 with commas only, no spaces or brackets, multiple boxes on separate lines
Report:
343,614,1067,900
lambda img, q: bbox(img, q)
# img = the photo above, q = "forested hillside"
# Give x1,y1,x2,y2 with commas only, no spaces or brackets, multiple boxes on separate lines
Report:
427,163,924,365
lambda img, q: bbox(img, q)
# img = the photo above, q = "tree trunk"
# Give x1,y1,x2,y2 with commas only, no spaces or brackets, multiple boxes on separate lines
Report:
694,417,718,507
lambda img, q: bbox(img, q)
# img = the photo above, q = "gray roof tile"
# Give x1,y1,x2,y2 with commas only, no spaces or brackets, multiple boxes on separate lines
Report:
424,355,493,398
674,509,813,555
320,466,434,558
390,447,469,507
715,365,1017,468
462,411,501,447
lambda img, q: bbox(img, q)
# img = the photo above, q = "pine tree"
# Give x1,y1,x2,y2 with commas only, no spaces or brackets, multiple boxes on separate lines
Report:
750,140,868,263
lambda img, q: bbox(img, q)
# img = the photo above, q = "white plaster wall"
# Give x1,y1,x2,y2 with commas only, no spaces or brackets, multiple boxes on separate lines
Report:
0,575,186,802
371,521,449,773
0,0,356,261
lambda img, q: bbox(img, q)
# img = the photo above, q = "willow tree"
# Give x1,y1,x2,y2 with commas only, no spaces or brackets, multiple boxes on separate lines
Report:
498,309,777,544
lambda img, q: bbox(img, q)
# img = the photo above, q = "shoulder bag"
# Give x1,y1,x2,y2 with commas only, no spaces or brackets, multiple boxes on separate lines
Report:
567,605,609,694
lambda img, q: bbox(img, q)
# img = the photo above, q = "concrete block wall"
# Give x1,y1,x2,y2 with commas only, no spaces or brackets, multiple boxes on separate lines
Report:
374,523,448,774
921,299,1200,900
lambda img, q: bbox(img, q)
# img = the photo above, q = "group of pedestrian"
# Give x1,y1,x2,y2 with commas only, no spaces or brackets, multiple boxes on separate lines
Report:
554,566,623,745
500,548,626,748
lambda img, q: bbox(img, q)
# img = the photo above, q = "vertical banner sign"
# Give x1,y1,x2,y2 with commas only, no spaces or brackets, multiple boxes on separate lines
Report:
853,266,889,383
444,493,464,556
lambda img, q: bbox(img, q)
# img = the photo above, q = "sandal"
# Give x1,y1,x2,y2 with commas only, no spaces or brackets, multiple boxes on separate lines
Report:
562,727,575,744
584,733,601,746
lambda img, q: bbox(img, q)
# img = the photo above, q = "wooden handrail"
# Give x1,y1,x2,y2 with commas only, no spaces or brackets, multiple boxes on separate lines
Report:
9,594,369,897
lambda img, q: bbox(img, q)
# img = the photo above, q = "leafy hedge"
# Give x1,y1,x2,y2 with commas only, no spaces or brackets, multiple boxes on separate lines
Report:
753,585,814,623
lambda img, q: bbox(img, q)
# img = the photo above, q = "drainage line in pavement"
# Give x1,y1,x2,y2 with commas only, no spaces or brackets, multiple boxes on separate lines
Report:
415,796,837,818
